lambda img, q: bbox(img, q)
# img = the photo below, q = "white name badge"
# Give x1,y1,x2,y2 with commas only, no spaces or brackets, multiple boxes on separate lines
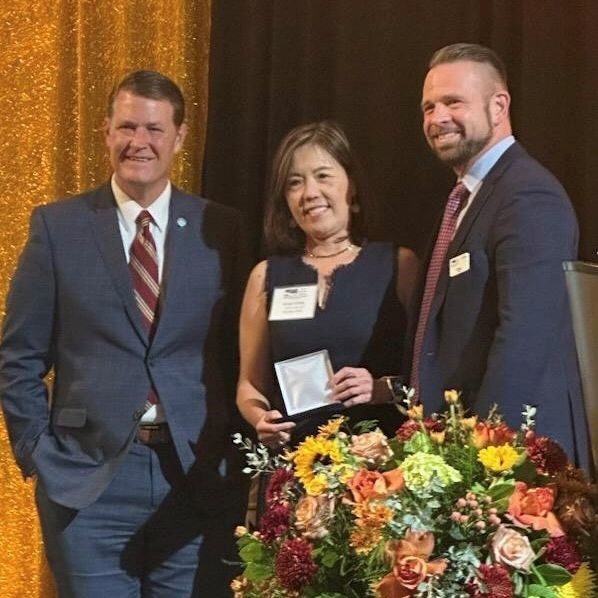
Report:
449,252,470,277
269,284,318,320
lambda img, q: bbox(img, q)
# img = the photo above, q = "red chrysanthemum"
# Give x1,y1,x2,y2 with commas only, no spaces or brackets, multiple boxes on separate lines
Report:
396,418,444,441
259,502,291,544
466,564,514,598
265,467,295,504
544,535,583,573
525,433,569,476
275,538,318,591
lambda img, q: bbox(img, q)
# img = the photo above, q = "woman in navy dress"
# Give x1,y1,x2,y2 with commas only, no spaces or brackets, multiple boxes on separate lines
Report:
236,121,419,448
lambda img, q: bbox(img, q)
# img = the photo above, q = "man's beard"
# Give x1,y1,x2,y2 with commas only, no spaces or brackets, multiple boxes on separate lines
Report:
433,129,492,169
430,106,493,169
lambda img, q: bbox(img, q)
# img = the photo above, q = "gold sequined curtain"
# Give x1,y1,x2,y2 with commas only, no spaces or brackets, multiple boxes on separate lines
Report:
0,1,210,595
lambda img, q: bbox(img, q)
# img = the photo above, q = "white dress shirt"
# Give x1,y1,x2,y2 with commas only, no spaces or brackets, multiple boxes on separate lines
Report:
457,135,515,229
111,176,170,424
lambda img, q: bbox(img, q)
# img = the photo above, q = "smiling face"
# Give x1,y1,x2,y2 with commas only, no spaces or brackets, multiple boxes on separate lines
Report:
105,90,187,206
285,143,353,244
421,60,510,175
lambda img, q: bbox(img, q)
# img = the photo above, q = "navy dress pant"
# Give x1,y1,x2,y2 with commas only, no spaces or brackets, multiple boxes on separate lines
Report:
36,440,238,597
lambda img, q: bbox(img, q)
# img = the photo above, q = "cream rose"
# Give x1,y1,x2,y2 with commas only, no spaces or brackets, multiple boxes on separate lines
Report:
491,525,536,571
349,430,393,465
295,495,335,539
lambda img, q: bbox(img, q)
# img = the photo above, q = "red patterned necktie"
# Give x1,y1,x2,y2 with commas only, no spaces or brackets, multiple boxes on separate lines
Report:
129,210,160,405
411,182,470,400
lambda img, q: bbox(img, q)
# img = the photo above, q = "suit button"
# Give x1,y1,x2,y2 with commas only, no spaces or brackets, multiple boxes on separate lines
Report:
133,409,144,421
426,351,435,357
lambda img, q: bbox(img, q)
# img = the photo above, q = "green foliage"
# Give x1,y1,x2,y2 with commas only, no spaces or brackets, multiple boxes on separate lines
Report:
532,563,572,586
441,442,484,490
527,584,558,598
403,430,434,454
512,456,541,484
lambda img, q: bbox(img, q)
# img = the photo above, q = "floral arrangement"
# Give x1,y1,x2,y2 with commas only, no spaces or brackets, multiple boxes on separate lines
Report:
232,390,598,598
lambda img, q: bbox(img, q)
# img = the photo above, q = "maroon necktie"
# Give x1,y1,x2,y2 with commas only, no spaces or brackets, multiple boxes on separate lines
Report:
129,210,160,405
411,182,470,400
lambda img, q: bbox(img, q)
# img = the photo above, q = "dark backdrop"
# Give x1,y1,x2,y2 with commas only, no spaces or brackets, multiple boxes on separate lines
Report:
202,0,597,262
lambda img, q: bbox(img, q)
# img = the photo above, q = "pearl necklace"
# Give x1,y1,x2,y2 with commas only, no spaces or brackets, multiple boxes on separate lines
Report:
304,243,356,259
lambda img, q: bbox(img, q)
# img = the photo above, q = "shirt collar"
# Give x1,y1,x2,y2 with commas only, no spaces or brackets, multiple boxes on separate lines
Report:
111,176,171,234
461,135,515,193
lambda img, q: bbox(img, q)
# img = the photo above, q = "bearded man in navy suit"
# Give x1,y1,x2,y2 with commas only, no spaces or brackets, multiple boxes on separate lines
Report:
409,43,592,473
0,71,247,596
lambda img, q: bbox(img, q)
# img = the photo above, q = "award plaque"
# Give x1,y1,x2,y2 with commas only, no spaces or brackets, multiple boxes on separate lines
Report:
274,349,342,422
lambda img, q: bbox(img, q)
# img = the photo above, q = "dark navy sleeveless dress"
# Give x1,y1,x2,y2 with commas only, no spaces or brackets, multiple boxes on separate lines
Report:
266,241,406,440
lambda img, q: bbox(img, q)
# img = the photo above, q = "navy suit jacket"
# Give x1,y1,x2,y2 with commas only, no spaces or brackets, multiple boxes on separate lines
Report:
0,184,248,510
409,142,591,472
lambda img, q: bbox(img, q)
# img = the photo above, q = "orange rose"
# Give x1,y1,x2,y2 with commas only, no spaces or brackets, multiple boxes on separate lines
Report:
348,469,386,503
376,572,411,598
376,530,447,598
508,482,563,536
393,555,427,591
295,494,335,539
382,467,405,495
350,430,393,465
348,468,404,503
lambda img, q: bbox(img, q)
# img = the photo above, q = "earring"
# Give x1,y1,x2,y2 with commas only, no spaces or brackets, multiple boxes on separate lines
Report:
350,202,361,214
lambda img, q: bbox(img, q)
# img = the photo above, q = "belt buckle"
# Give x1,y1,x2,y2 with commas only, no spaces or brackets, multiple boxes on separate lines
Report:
137,424,168,445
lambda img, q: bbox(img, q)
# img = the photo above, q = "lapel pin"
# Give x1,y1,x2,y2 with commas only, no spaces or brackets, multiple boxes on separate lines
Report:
176,217,187,228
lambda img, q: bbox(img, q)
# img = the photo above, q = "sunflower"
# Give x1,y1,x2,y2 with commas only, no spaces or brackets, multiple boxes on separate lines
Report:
553,562,597,598
293,436,346,496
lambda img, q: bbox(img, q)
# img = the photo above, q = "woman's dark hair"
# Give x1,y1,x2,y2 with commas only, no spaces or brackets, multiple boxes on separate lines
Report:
264,121,371,254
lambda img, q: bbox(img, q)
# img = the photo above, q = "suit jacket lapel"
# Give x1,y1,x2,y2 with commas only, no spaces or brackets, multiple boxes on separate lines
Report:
88,184,149,345
450,142,521,255
151,188,194,347
427,142,520,320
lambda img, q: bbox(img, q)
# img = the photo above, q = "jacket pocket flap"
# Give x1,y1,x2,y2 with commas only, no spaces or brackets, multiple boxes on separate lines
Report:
54,407,87,428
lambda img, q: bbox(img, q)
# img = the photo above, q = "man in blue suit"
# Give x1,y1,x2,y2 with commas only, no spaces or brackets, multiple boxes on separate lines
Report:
0,71,247,596
410,43,592,473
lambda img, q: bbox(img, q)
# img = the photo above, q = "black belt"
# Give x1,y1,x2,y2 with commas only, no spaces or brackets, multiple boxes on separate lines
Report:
136,423,171,445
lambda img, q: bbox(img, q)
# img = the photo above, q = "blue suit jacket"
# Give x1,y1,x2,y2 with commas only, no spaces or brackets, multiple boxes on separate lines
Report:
409,142,592,472
0,184,248,510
